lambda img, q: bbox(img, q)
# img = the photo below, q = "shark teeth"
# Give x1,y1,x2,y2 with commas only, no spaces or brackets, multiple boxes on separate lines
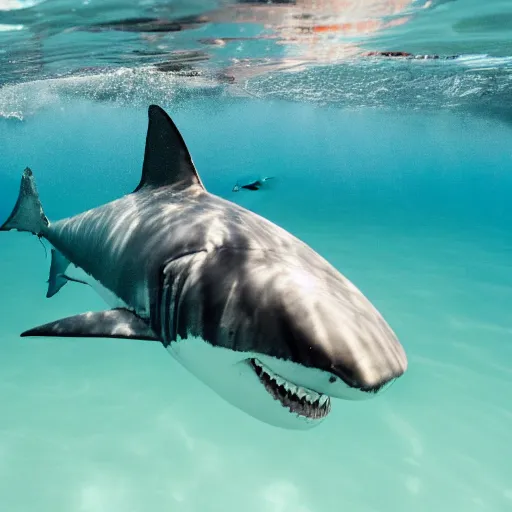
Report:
250,359,331,420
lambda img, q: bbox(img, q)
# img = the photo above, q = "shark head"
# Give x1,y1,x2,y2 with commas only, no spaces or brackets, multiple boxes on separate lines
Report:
164,245,407,430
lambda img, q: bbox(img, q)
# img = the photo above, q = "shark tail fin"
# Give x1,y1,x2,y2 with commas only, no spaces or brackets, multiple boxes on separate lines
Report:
0,167,49,236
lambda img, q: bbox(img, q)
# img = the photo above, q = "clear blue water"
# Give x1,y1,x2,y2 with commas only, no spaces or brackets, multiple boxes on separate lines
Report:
1,1,512,511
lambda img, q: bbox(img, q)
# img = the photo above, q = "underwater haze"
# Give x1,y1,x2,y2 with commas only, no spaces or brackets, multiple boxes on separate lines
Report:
1,1,512,511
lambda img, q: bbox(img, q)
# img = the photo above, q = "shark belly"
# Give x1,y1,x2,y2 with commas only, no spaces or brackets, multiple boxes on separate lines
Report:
167,334,325,430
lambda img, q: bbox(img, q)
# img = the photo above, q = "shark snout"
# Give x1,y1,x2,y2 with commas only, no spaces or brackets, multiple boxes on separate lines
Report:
329,359,404,395
272,298,408,400
324,334,408,399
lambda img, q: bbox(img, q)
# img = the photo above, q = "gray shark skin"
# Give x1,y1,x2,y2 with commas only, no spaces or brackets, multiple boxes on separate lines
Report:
1,105,407,430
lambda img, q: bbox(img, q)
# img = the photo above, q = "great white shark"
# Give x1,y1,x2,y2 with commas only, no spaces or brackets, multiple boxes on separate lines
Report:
1,105,407,430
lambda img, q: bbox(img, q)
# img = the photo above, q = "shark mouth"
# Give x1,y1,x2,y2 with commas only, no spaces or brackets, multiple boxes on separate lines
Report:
250,358,331,420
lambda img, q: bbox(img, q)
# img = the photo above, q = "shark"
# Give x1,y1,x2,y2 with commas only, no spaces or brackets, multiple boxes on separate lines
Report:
1,105,407,430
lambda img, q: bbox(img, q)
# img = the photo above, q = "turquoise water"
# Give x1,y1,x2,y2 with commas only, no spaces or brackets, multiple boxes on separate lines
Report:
1,1,512,511
2,99,511,511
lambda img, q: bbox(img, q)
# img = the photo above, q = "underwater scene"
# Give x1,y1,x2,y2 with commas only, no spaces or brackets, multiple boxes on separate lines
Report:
1,1,512,511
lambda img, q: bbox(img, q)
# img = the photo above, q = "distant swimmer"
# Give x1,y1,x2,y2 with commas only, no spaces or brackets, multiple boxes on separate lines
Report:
232,176,275,192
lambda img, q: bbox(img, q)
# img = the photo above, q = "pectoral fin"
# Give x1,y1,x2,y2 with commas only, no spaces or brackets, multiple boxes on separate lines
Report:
21,308,160,341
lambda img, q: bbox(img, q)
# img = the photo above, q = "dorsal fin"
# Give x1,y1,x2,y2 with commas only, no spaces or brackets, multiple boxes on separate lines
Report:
133,105,205,193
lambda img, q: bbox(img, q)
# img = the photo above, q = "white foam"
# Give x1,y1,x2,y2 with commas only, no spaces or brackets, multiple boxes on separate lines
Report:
0,0,45,11
0,23,23,31
0,67,225,121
